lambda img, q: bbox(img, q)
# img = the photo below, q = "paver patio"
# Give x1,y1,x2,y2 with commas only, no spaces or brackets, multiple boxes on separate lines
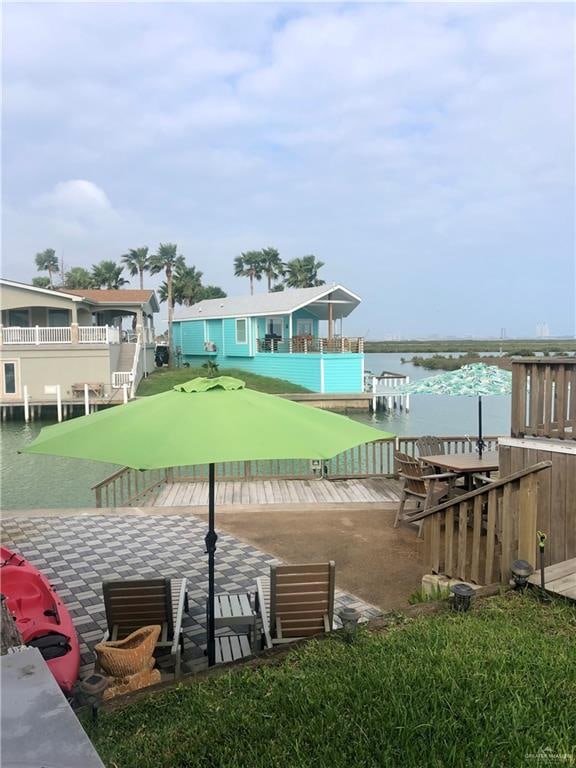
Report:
1,514,383,678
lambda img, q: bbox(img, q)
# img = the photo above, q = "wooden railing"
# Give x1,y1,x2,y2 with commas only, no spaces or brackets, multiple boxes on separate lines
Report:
1,325,120,345
93,435,504,507
398,436,500,459
511,358,576,440
412,461,552,585
256,337,364,354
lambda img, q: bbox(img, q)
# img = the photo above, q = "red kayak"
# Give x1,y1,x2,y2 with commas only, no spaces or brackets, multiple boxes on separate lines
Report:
1,546,80,695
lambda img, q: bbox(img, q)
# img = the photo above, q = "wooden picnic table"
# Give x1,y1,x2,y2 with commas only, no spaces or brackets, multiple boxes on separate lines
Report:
423,451,499,491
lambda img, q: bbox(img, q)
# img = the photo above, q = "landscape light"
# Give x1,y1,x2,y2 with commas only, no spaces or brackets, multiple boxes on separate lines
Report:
449,583,475,613
510,560,534,590
338,607,361,642
78,673,109,723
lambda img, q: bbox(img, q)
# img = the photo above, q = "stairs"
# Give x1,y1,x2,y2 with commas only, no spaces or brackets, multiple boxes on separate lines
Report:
116,343,136,372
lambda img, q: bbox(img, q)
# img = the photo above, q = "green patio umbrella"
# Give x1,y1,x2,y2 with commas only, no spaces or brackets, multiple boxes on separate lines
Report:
400,363,512,459
22,376,390,665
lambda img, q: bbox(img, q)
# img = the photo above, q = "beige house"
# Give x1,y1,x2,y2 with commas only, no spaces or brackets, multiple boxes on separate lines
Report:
0,279,159,406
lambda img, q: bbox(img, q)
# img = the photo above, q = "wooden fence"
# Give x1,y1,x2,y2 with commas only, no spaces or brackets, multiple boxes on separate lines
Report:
511,359,576,440
412,462,552,585
93,435,500,508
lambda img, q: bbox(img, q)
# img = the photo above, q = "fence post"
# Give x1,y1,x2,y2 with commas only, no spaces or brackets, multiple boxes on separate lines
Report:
84,383,90,415
23,385,30,422
35,326,40,345
123,383,129,404
56,385,62,422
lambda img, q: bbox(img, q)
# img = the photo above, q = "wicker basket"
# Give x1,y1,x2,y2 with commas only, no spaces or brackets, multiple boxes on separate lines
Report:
95,624,161,677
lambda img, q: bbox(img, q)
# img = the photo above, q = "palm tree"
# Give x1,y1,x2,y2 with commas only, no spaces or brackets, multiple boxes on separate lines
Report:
63,267,92,289
91,260,129,290
158,261,201,307
233,251,264,295
283,255,325,288
32,276,51,289
121,247,150,289
34,248,59,288
260,247,283,292
200,285,227,300
150,243,182,357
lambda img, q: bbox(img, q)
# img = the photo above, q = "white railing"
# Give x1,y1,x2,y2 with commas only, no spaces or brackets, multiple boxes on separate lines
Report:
112,371,133,388
129,336,142,398
78,326,120,344
1,326,72,344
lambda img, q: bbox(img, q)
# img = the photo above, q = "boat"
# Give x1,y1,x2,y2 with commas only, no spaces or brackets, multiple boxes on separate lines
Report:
1,546,80,695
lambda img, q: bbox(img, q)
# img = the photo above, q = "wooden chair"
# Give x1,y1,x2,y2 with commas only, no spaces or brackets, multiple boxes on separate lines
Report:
416,436,445,458
101,578,189,678
256,562,336,650
394,452,456,537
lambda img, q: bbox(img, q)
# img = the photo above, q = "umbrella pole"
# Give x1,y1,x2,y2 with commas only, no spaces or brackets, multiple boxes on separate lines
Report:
205,462,217,667
478,396,484,459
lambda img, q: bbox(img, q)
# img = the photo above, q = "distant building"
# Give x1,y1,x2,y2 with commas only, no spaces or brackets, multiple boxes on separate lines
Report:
0,279,159,404
173,284,365,393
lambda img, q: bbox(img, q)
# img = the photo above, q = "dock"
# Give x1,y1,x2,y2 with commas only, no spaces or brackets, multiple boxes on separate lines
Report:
153,477,401,508
364,371,410,412
528,558,576,601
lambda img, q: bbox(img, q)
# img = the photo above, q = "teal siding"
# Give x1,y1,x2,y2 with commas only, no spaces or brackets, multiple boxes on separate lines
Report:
206,319,223,353
323,355,364,393
180,320,205,355
223,317,253,357
172,322,182,350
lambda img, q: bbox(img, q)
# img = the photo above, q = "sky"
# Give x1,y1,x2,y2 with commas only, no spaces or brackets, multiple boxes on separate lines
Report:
2,1,575,338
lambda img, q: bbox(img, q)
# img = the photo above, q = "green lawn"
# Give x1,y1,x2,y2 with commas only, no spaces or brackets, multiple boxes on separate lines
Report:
137,367,311,396
86,593,576,768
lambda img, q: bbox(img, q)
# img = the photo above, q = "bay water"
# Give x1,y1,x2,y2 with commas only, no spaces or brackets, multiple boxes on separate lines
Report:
0,353,510,509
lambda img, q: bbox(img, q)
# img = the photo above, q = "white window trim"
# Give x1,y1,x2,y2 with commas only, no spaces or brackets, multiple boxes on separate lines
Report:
236,317,248,345
2,359,21,398
266,316,283,339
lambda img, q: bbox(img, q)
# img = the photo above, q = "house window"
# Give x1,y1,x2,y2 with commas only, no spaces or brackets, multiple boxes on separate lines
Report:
8,309,30,327
48,309,70,327
2,362,17,395
236,318,247,344
296,319,313,337
266,318,283,339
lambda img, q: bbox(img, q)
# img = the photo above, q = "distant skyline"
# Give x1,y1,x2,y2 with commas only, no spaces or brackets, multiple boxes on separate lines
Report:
2,3,575,337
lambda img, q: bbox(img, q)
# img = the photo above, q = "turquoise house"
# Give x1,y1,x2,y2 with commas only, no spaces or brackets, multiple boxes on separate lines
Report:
172,284,365,393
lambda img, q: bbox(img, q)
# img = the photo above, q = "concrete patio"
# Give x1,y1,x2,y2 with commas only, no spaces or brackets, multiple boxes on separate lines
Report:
1,512,385,678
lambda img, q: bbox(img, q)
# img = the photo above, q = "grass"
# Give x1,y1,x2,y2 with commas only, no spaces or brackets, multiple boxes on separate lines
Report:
137,367,311,396
365,339,576,354
85,593,576,768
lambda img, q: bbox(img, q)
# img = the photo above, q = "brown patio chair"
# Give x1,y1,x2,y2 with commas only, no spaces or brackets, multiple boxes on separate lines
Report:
416,436,466,489
416,435,445,458
256,562,336,650
101,577,189,678
394,452,457,537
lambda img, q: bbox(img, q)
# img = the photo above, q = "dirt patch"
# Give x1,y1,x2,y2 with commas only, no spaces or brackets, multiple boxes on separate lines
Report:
196,506,425,611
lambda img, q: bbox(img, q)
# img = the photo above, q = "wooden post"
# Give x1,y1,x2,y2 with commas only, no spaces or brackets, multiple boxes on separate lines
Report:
123,383,129,404
84,383,90,415
1,597,23,653
56,385,62,422
328,295,333,341
23,385,30,422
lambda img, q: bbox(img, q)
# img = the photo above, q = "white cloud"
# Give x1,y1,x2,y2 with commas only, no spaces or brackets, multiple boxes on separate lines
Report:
2,3,574,335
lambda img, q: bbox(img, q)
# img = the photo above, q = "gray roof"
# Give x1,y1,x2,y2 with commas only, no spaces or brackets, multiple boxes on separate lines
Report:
173,284,361,322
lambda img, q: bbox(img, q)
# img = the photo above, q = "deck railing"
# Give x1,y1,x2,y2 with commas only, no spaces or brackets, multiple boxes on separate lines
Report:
412,461,552,585
511,359,576,440
1,325,120,345
92,435,503,507
256,337,364,354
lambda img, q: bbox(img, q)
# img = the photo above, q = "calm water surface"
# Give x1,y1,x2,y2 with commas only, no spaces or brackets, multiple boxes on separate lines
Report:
1,353,510,509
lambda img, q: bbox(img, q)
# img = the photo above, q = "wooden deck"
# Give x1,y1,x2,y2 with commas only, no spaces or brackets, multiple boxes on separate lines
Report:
528,558,576,601
153,477,401,508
